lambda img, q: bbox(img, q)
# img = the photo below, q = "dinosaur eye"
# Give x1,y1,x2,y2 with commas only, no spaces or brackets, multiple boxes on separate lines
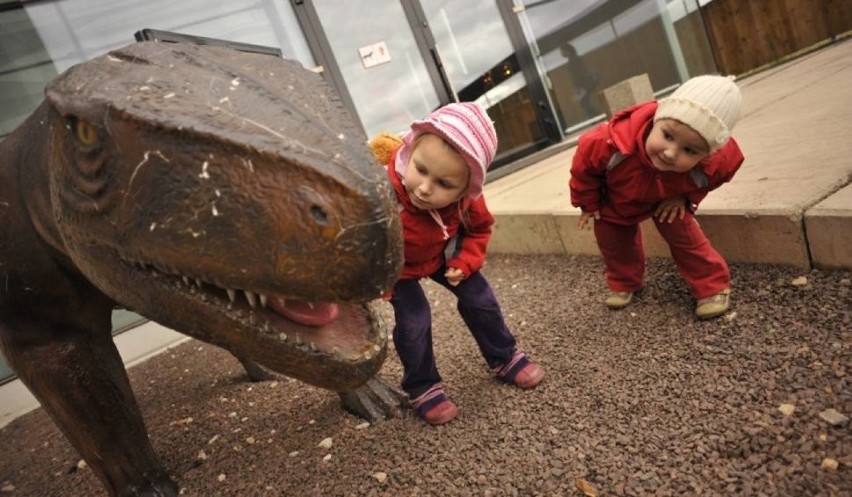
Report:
74,120,99,146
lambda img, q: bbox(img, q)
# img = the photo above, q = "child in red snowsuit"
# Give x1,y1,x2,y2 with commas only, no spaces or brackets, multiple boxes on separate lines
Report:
569,75,745,319
381,102,545,425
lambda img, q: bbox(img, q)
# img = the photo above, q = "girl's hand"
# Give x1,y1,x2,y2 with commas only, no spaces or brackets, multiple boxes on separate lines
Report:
655,198,686,223
577,210,600,229
445,267,465,286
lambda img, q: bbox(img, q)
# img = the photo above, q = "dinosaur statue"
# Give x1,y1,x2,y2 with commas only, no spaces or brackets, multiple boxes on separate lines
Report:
0,41,404,496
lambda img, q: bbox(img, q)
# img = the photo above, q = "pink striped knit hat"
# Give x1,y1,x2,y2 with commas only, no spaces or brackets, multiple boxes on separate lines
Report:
395,102,498,200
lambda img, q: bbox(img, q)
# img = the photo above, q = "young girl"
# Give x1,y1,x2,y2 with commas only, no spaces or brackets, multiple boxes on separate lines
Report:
569,75,745,319
379,102,545,425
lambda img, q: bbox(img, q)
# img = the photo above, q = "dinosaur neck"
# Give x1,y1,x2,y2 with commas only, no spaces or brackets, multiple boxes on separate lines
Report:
2,102,67,259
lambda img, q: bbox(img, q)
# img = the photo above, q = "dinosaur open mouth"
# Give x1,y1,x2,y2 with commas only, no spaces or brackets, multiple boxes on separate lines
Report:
127,260,385,361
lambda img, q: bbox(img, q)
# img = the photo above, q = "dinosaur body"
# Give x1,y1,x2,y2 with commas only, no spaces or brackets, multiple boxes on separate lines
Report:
0,42,402,496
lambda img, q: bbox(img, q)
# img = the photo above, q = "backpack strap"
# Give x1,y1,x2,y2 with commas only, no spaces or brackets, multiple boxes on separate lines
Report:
689,168,709,188
605,151,626,171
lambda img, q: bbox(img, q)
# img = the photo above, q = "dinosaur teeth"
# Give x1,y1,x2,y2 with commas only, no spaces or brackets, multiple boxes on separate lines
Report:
244,291,257,308
182,276,190,286
259,294,268,308
227,289,237,303
195,278,203,288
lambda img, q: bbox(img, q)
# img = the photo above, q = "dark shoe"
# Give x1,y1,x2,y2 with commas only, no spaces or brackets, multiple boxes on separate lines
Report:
512,362,545,389
421,400,458,425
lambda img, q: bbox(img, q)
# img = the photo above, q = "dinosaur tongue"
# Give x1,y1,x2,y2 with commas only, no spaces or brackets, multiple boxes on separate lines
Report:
267,298,340,327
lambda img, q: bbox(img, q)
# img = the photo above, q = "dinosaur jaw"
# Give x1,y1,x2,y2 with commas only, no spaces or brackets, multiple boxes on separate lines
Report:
85,254,389,390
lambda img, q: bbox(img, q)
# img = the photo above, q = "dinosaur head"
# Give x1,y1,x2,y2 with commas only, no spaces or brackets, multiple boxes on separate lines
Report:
40,42,403,390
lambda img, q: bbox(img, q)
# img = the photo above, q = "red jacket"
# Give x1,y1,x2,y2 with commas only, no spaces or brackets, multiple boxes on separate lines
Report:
387,148,494,280
569,102,744,224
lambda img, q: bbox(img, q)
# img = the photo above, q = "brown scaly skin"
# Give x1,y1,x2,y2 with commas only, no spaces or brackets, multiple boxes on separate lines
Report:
0,42,403,497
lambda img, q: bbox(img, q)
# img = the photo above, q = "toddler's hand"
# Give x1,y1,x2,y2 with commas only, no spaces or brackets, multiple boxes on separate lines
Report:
445,267,465,286
655,198,686,223
577,210,600,229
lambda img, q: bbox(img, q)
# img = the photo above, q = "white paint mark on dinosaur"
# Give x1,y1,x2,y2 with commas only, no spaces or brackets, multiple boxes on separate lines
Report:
128,150,170,198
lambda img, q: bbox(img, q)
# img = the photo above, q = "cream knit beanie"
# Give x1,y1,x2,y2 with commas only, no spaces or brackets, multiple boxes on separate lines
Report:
654,75,742,152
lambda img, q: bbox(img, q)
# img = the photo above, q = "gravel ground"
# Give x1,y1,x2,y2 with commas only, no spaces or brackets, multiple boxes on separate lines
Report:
0,254,849,496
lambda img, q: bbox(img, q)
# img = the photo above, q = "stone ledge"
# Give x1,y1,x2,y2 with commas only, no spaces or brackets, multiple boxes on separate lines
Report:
491,210,815,269
804,183,852,269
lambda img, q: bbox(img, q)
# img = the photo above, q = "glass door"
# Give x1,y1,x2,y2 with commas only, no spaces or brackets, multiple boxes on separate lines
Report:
309,0,443,138
297,0,555,170
419,0,548,163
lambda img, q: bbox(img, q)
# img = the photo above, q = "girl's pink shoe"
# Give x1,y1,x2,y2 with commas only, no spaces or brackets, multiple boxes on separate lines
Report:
512,363,545,389
421,400,458,425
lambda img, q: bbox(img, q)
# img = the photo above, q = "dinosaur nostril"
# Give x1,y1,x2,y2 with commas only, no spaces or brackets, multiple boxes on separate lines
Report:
310,205,329,225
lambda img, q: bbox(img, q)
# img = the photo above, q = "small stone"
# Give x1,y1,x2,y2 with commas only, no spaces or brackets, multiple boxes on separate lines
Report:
322,454,332,462
245,437,256,444
575,478,598,496
1,483,16,493
821,458,839,471
778,404,796,416
289,451,300,457
819,408,848,426
217,474,226,482
790,276,808,286
197,450,208,460
77,459,88,470
318,437,333,449
371,472,388,483
724,311,737,322
355,422,371,430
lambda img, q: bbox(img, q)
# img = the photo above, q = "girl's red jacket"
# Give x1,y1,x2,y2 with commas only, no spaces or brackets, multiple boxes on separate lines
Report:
569,102,745,224
387,148,494,280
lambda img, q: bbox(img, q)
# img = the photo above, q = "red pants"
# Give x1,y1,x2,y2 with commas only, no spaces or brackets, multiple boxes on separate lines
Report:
593,214,729,299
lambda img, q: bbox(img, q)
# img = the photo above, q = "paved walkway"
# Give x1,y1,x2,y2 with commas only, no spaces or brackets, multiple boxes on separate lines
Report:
485,38,852,270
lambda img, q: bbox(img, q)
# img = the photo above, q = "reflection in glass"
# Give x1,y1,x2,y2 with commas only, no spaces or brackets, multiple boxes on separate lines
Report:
314,0,440,137
518,0,715,135
1,0,312,138
422,0,545,161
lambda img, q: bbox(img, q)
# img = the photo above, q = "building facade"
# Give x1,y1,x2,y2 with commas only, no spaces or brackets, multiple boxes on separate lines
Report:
0,0,715,382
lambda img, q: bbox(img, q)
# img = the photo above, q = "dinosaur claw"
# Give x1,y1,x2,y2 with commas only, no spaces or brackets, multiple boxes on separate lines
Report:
338,377,408,423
